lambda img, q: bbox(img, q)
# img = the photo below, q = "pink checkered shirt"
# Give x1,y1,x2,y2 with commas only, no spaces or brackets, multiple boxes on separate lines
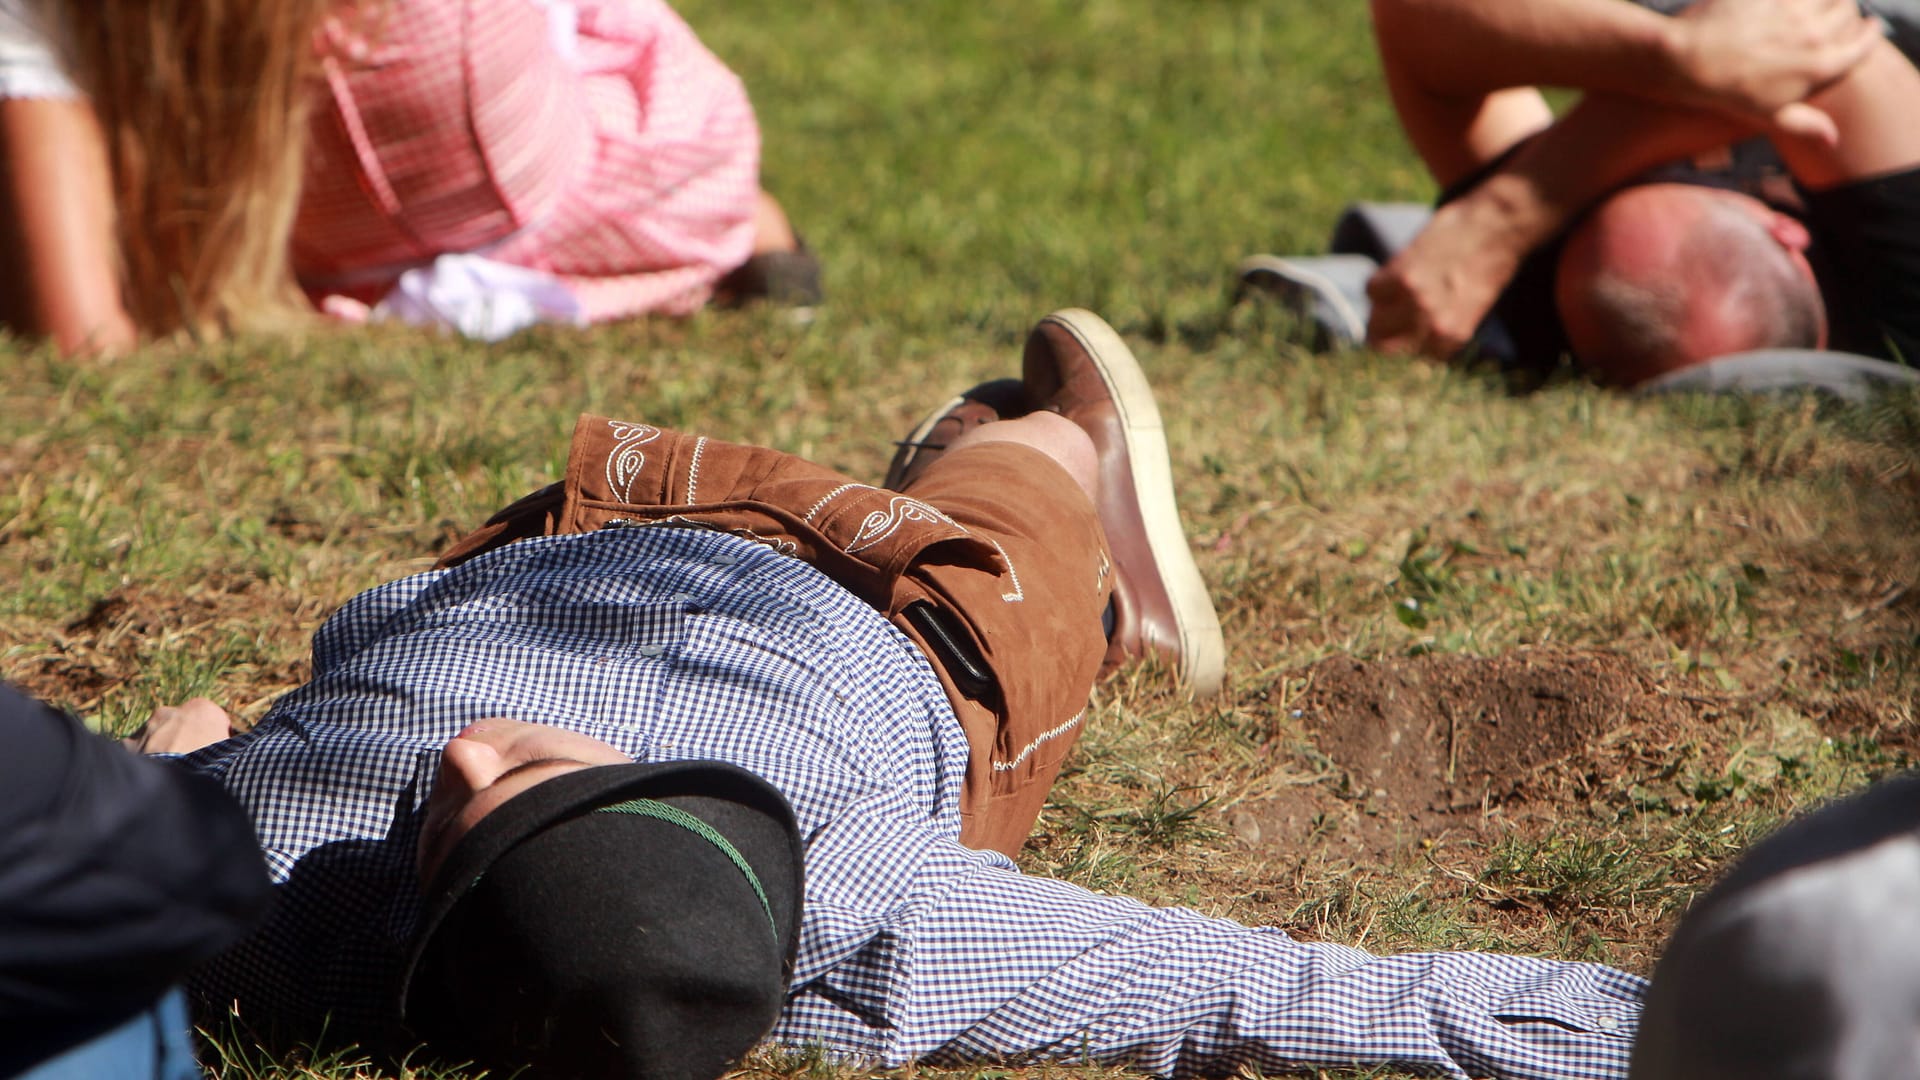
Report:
294,0,760,319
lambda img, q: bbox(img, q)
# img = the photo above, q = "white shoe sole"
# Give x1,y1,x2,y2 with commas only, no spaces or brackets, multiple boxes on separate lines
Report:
1039,309,1226,695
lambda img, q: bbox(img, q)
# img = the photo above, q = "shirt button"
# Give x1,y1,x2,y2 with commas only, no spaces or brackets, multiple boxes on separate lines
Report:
1594,1014,1620,1032
670,592,695,604
637,644,666,658
709,551,741,566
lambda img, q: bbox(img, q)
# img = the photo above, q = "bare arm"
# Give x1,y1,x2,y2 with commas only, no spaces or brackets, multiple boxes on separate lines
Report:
1367,33,1920,358
1373,0,1881,177
1769,35,1920,189
0,98,136,354
1371,0,1688,101
1368,93,1750,357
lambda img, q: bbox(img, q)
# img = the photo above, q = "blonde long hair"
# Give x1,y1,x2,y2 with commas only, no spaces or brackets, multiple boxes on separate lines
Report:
38,0,346,338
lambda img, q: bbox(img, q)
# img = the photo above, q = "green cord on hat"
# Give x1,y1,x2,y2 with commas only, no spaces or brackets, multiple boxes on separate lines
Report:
596,797,778,939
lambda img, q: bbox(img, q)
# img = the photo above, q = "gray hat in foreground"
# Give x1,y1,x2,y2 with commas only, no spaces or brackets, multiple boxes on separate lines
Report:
1630,773,1920,1080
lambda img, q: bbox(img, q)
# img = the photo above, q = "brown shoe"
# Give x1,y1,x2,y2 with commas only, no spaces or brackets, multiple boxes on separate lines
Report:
712,243,825,317
1021,309,1225,695
883,378,1031,491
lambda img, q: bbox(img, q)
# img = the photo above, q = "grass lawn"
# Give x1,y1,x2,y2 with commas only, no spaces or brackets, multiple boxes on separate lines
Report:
2,0,1917,1076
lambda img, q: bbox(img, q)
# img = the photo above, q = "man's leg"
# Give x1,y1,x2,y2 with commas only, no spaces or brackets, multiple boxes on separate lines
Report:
942,412,1098,501
887,429,1116,854
1022,310,1225,692
890,310,1224,696
876,310,1225,852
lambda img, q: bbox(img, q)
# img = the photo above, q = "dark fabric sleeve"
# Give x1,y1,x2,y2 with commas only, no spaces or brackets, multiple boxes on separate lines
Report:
1801,166,1920,364
0,684,272,1029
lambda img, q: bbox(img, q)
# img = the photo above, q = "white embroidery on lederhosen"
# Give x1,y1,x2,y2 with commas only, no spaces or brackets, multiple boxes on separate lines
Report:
601,515,799,558
808,485,1024,598
604,420,662,503
987,537,1024,602
685,436,709,505
801,483,866,524
992,710,1084,772
847,495,963,555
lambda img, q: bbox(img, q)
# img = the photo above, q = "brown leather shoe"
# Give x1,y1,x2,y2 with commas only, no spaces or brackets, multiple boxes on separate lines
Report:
883,378,1031,491
1021,309,1225,695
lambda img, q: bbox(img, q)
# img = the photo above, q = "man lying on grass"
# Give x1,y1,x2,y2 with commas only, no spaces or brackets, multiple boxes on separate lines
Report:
1360,0,1920,386
141,311,1639,1080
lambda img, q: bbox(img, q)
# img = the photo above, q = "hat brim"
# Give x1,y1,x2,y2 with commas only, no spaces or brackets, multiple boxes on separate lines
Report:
398,758,805,1022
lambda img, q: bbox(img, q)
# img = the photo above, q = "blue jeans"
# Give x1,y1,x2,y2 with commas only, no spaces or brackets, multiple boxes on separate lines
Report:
15,989,200,1080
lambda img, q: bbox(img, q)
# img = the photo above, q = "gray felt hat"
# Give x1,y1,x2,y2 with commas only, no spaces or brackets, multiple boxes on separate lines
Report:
1630,773,1920,1080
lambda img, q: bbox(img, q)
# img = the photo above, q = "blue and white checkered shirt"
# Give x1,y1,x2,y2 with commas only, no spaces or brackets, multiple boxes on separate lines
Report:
184,526,1642,1080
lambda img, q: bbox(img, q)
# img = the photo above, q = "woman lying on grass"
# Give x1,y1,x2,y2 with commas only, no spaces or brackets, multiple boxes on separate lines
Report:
0,0,811,353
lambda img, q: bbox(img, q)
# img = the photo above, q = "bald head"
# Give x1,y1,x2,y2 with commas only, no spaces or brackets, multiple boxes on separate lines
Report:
1555,184,1826,387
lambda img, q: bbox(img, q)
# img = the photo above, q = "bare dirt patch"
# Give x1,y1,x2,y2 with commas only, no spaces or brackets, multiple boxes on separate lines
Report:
1233,649,1694,868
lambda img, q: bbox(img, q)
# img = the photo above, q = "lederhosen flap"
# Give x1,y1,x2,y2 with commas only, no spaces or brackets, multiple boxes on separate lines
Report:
440,415,1006,647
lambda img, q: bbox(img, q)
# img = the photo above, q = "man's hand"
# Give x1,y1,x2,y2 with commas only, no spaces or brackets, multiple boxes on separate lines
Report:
124,697,233,755
1366,192,1535,360
1665,0,1880,144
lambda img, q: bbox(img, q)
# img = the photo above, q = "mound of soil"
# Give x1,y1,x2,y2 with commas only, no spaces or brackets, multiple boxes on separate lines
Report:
1233,648,1691,862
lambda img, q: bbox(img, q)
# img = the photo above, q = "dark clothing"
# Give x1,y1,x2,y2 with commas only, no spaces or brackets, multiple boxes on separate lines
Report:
1803,168,1920,363
1443,145,1920,372
0,684,271,1073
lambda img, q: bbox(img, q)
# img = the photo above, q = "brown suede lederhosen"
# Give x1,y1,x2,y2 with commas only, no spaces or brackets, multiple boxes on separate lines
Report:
436,414,1113,857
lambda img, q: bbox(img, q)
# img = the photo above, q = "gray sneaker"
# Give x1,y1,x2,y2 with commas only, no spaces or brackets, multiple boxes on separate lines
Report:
1234,253,1376,351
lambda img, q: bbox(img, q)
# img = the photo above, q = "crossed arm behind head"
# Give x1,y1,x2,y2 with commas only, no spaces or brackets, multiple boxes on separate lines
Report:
1367,8,1920,362
1766,33,1920,189
1372,0,1883,183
